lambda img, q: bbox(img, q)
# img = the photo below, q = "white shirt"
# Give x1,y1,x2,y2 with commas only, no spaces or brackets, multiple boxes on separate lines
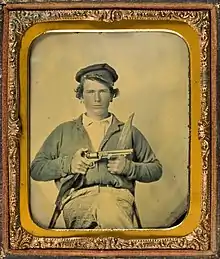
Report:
82,113,113,151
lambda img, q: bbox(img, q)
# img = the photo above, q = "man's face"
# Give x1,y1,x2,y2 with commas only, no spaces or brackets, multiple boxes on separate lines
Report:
82,79,113,118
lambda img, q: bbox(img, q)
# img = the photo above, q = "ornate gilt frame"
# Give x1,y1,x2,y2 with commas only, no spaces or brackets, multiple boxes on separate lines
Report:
0,2,219,258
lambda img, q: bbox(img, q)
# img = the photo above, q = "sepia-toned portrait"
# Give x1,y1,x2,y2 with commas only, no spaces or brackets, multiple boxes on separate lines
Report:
29,30,189,230
2,2,218,257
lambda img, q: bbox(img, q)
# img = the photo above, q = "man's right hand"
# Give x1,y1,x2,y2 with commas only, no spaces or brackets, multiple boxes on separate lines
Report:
71,148,91,175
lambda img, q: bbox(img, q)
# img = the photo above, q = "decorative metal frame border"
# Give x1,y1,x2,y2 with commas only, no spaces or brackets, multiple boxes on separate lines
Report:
0,2,218,258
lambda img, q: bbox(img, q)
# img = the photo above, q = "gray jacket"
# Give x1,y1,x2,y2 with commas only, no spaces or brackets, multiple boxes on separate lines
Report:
30,114,162,193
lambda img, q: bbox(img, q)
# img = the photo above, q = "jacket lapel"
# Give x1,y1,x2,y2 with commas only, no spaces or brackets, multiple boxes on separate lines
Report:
99,115,124,150
74,114,95,152
73,114,124,151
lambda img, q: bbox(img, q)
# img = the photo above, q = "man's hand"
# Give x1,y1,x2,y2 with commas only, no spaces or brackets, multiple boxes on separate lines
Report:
71,148,91,174
107,156,126,175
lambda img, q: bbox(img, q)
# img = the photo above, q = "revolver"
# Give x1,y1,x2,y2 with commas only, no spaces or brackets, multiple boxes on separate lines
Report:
82,148,133,168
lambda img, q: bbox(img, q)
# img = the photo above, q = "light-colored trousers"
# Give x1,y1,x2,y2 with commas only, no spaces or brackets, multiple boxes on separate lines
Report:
63,186,135,229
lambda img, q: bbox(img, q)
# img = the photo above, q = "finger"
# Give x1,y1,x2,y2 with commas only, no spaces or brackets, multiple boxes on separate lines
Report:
79,161,89,168
108,160,119,165
80,147,89,155
76,165,87,174
111,156,121,161
108,163,122,174
81,157,91,166
75,168,86,174
78,165,88,172
107,164,118,172
107,163,114,169
108,163,119,170
108,169,117,174
77,147,89,156
77,160,90,169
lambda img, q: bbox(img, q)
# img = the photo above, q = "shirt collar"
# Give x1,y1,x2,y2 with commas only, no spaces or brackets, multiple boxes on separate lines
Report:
82,113,113,127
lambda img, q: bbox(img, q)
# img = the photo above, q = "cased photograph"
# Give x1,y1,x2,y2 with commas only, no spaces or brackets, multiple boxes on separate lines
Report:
29,30,189,230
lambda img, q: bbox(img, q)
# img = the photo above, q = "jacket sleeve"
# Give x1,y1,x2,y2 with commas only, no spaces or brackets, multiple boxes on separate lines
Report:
30,124,73,181
122,127,162,183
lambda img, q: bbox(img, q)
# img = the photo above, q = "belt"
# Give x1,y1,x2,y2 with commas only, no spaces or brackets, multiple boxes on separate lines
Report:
87,183,114,188
80,184,134,195
98,184,114,187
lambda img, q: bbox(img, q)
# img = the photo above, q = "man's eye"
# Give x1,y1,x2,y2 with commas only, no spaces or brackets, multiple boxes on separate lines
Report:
100,90,109,93
85,90,109,94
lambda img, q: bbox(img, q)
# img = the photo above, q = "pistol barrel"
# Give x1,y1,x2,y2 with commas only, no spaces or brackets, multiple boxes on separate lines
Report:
85,149,133,159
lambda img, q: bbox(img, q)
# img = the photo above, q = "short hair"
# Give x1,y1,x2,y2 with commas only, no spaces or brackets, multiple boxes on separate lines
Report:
75,77,120,100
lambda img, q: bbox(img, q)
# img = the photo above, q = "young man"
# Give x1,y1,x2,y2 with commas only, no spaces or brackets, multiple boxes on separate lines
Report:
30,63,162,229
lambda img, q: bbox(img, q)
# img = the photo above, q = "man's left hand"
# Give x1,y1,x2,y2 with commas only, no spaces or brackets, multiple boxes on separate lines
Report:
107,156,126,175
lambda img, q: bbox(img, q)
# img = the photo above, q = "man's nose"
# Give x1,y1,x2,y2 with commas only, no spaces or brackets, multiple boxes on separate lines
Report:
94,92,101,102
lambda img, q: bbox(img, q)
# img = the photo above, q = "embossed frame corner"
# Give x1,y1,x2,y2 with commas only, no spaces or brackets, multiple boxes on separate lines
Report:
1,2,218,258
